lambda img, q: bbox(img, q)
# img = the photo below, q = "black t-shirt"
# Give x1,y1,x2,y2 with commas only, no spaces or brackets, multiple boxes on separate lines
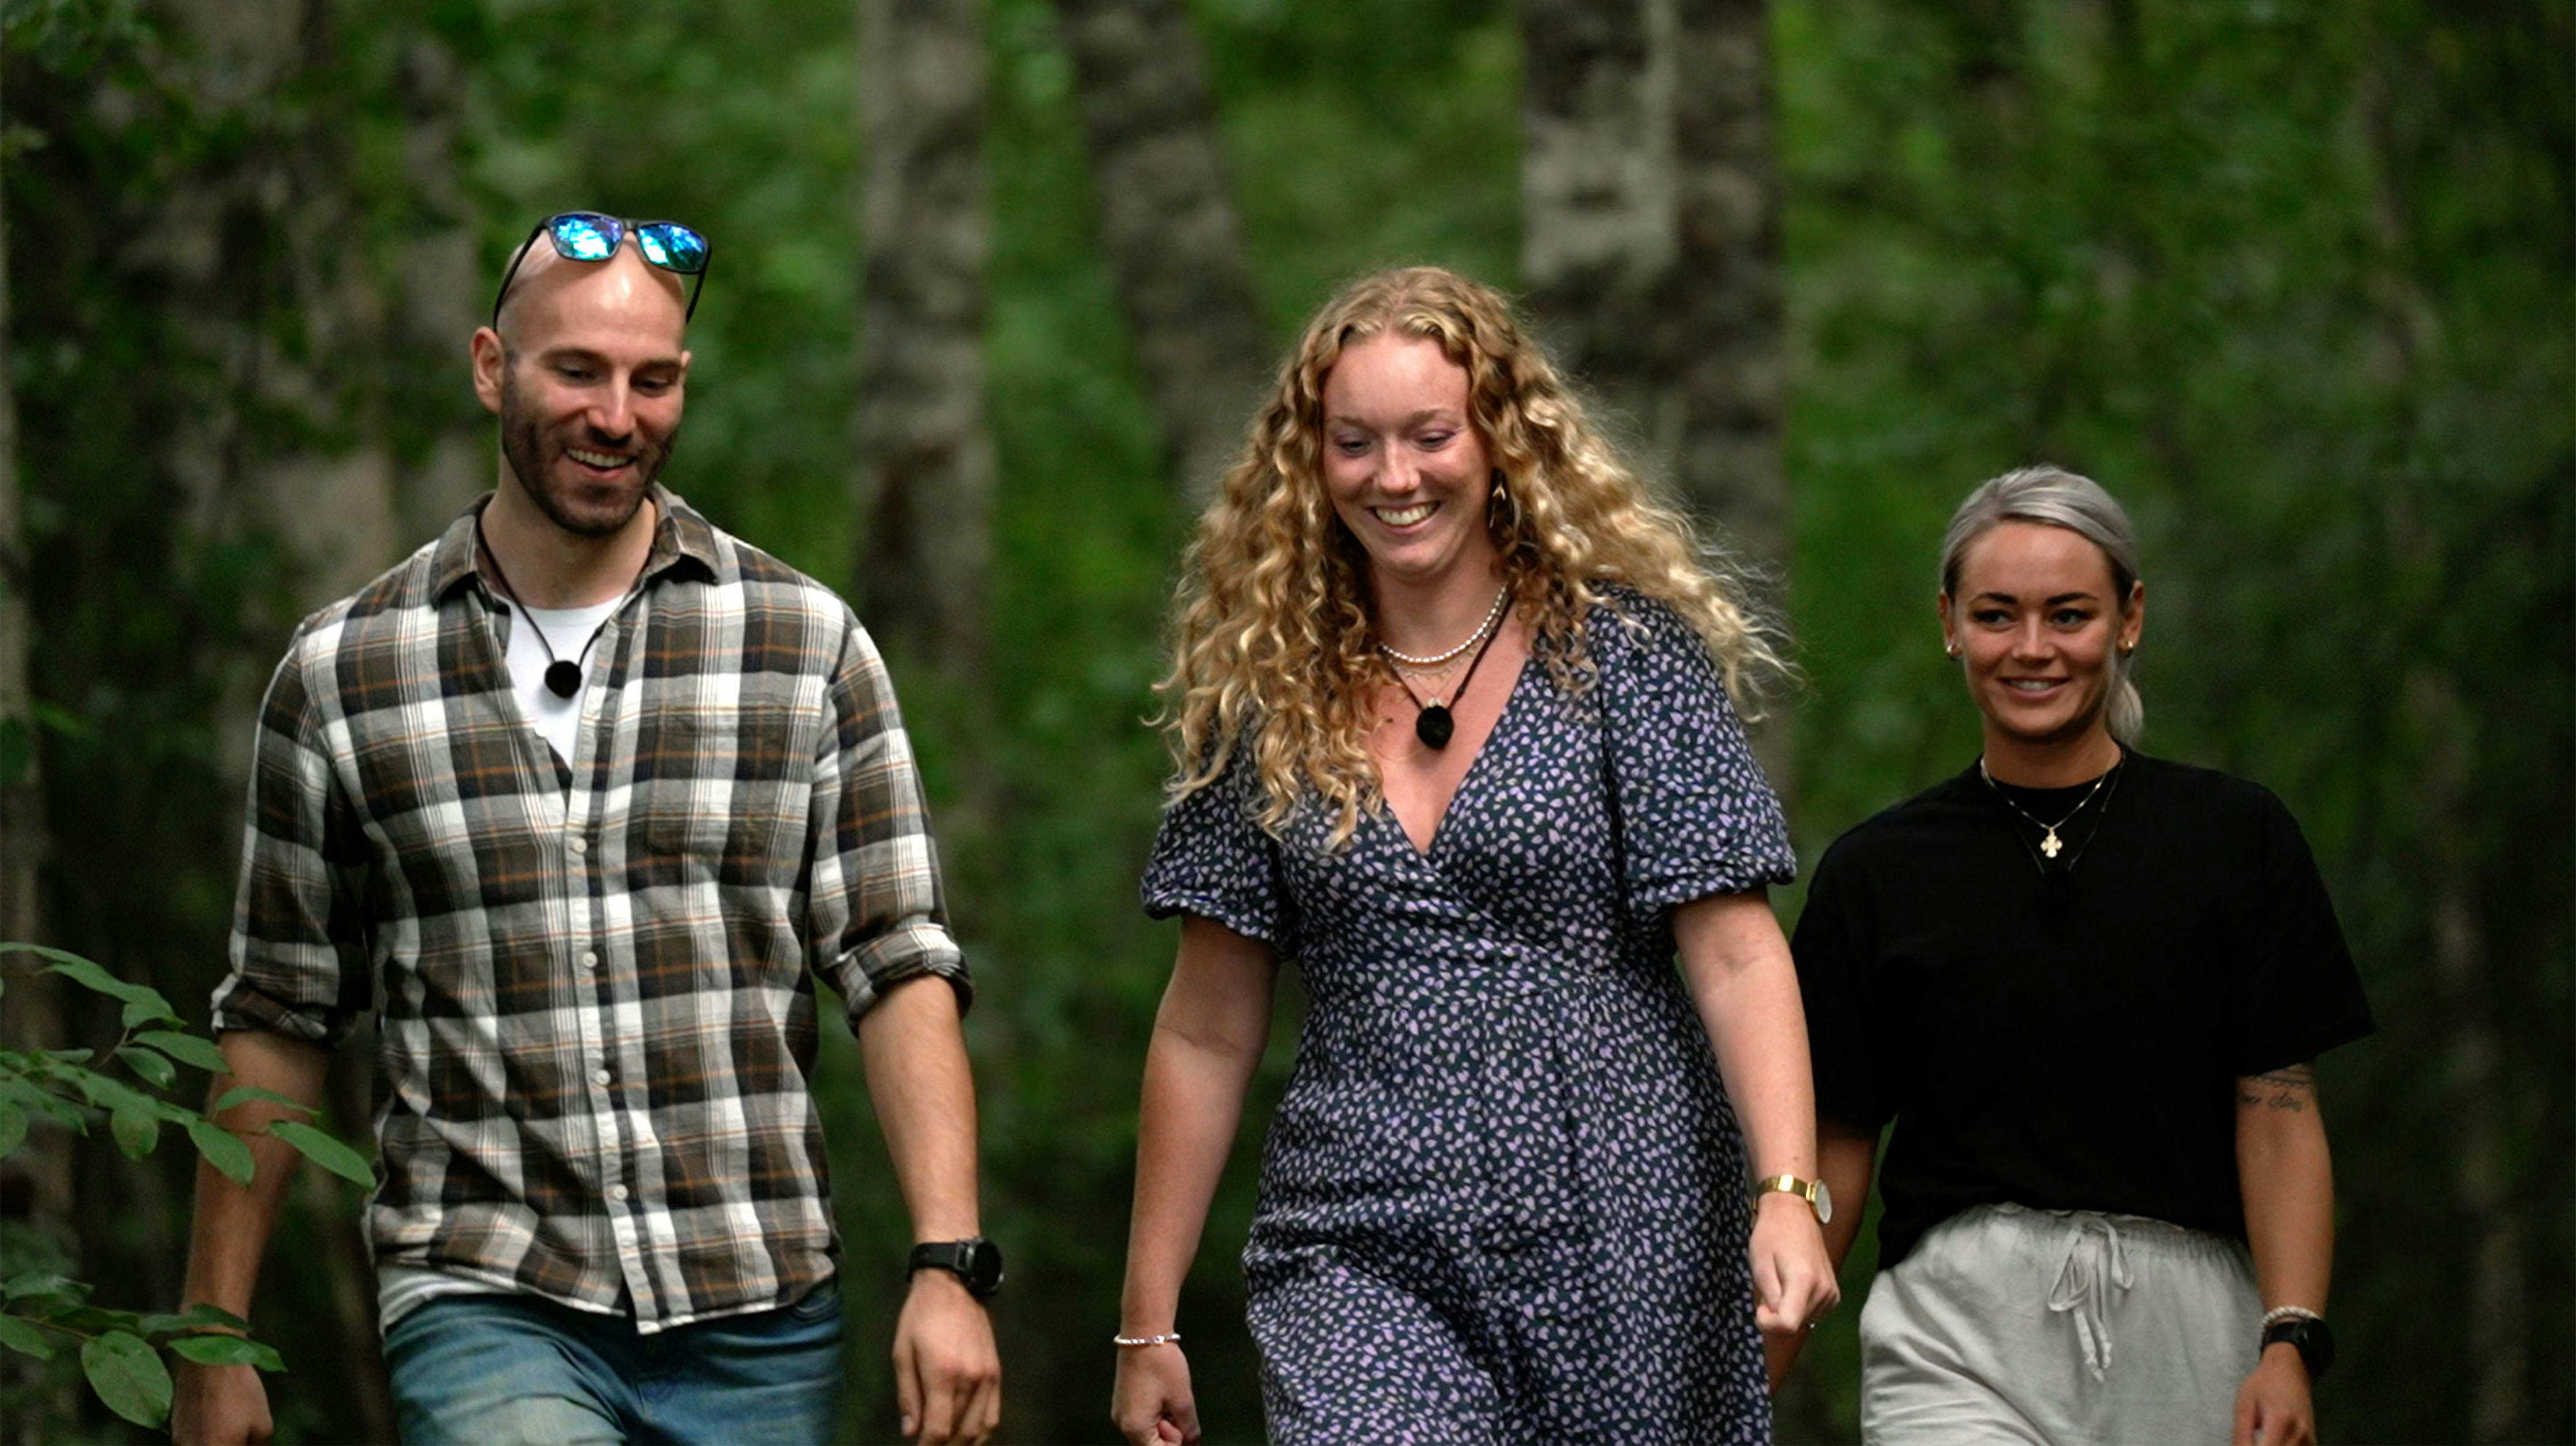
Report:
1792,752,2374,1270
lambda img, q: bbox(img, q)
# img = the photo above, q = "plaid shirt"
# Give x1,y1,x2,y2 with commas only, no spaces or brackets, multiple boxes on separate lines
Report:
213,487,964,1331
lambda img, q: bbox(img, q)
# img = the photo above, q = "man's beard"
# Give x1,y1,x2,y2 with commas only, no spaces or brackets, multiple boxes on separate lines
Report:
498,369,677,538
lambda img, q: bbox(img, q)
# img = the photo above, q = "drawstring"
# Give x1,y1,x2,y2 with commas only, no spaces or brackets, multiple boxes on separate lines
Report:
2045,1214,2135,1380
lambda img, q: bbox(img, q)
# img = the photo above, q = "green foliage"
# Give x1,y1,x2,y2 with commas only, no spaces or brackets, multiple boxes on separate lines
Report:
0,946,320,1430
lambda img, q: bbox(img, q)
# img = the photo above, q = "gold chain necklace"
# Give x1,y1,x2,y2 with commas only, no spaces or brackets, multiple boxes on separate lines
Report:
1977,758,2112,860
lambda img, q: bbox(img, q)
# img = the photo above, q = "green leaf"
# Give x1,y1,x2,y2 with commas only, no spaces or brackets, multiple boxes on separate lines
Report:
0,1100,24,1158
122,995,181,1028
81,1330,172,1428
138,1304,251,1340
0,1313,53,1360
212,1085,314,1117
134,1031,229,1073
138,1304,250,1339
168,1333,285,1372
110,1104,159,1160
116,1046,177,1091
72,1070,153,1117
24,951,178,1024
268,1120,372,1186
4,1273,85,1306
186,1120,255,1185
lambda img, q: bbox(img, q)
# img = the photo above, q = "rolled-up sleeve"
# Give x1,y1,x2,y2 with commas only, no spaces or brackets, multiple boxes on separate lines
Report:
805,613,968,1022
213,628,374,1046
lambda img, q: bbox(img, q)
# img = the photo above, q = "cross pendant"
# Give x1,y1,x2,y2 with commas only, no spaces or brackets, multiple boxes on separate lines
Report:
2041,829,2063,859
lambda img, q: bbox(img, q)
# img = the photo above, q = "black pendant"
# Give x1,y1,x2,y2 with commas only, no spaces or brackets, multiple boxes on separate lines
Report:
544,660,583,699
1414,705,1454,749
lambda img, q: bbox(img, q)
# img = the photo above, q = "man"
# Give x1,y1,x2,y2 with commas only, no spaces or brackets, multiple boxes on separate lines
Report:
172,214,1002,1445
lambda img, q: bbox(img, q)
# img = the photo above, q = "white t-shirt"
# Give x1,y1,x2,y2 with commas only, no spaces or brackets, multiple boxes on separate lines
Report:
501,596,625,768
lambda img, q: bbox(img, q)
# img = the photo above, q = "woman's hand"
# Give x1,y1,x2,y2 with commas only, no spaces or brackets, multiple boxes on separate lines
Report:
2232,1344,2316,1445
1111,1342,1201,1445
1749,1189,1841,1343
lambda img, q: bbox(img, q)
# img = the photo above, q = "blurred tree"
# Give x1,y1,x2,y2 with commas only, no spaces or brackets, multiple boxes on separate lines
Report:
854,0,997,698
1519,0,1792,782
0,35,80,1440
1056,0,1269,501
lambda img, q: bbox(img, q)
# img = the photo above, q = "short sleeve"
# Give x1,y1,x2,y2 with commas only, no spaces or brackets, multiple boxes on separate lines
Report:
1790,837,1893,1131
1593,595,1797,911
1140,747,1297,955
212,627,375,1046
2226,790,2373,1074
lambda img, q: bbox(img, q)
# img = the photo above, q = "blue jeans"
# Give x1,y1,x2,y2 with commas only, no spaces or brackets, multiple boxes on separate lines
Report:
383,1284,844,1445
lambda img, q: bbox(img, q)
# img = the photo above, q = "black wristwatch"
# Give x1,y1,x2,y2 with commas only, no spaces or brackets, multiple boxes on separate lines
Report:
2259,1316,2334,1377
909,1237,1005,1299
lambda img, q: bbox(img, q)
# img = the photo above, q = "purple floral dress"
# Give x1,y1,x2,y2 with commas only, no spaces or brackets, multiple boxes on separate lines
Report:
1144,593,1796,1444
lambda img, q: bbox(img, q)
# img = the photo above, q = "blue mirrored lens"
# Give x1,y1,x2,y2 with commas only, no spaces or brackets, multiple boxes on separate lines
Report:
549,213,621,261
636,224,709,273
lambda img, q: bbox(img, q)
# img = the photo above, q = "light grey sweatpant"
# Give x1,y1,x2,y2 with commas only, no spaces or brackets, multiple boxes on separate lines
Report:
1859,1202,2262,1445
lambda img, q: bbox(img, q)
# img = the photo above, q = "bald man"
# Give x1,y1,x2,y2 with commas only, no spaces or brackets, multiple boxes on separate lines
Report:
174,215,1002,1445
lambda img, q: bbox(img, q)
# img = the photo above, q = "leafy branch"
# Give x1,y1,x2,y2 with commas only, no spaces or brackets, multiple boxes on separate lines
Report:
0,942,366,1427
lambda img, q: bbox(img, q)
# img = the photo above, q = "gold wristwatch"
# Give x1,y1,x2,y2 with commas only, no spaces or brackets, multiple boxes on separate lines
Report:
1755,1174,1833,1224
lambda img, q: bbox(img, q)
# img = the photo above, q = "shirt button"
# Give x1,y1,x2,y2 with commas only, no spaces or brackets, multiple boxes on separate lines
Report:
609,1184,629,1202
581,951,599,970
568,837,587,856
592,1068,612,1086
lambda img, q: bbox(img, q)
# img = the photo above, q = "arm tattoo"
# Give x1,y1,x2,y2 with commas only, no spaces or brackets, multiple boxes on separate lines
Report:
2237,1063,2317,1113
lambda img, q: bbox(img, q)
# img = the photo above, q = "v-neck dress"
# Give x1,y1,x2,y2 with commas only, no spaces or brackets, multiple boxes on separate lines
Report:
1143,593,1796,1444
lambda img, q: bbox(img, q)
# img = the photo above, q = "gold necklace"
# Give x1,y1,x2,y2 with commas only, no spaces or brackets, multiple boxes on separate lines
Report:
1977,758,2112,860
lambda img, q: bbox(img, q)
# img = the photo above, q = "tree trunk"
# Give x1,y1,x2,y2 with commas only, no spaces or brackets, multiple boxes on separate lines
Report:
130,0,404,795
386,26,488,543
855,0,994,680
1519,0,1791,787
2357,31,2529,1437
854,0,999,884
0,44,79,1437
1055,0,1270,503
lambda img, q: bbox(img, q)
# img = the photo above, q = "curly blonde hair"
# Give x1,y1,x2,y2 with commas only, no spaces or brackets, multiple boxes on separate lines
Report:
1158,266,1786,845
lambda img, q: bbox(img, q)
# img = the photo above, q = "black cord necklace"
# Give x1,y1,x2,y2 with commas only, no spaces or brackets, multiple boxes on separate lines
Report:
1388,605,1506,749
476,512,648,700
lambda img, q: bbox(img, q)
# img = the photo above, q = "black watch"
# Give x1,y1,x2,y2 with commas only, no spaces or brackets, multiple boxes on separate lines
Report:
909,1237,1004,1299
2259,1316,2334,1377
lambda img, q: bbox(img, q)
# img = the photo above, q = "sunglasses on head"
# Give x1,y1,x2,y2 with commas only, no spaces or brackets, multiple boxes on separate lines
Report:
490,212,712,328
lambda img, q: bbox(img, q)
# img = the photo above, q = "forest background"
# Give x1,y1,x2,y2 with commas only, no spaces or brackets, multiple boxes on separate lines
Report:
0,0,2567,1440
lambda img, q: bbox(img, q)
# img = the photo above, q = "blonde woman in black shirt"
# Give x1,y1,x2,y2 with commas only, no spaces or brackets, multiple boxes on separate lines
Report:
1786,466,2370,1444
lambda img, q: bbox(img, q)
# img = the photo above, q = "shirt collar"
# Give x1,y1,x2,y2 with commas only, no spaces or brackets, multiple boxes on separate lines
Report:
429,483,720,604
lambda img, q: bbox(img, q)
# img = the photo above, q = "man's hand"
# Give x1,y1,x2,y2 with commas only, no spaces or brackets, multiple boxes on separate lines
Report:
1750,1189,1841,1388
1111,1340,1200,1445
2232,1343,2316,1445
892,1268,999,1446
171,1361,272,1446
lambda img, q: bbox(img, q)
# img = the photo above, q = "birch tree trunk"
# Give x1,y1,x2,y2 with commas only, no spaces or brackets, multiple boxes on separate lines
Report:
855,0,994,680
1056,0,1269,503
1519,0,1791,785
854,0,999,882
387,26,487,542
131,0,402,797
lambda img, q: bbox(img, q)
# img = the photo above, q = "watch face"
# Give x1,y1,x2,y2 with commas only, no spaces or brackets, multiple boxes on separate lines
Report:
963,1238,1005,1296
1813,1179,1834,1225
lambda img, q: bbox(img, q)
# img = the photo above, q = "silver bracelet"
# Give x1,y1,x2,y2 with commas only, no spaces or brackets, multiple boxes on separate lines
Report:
1113,1331,1182,1348
2260,1306,2323,1329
